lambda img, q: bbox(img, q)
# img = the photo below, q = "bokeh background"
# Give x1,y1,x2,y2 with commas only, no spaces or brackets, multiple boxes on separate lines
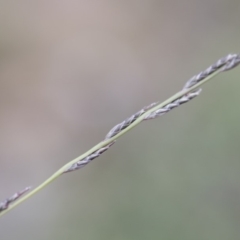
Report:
0,1,240,239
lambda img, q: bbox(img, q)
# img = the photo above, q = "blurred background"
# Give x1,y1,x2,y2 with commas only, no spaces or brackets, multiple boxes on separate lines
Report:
0,0,240,239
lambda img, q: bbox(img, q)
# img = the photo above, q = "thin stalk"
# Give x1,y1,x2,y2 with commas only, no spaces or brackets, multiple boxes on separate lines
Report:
0,67,223,217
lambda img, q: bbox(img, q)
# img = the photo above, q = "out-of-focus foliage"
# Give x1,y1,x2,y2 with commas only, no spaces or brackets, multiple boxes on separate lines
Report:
0,1,240,239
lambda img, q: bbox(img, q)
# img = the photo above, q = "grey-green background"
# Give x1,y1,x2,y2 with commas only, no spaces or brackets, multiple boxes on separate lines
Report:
0,1,240,239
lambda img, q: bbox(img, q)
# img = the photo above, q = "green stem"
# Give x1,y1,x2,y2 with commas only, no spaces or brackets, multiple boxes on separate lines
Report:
0,68,223,217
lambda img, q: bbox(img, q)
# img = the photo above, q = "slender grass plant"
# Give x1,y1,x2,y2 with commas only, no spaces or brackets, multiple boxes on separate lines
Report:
1,53,240,218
